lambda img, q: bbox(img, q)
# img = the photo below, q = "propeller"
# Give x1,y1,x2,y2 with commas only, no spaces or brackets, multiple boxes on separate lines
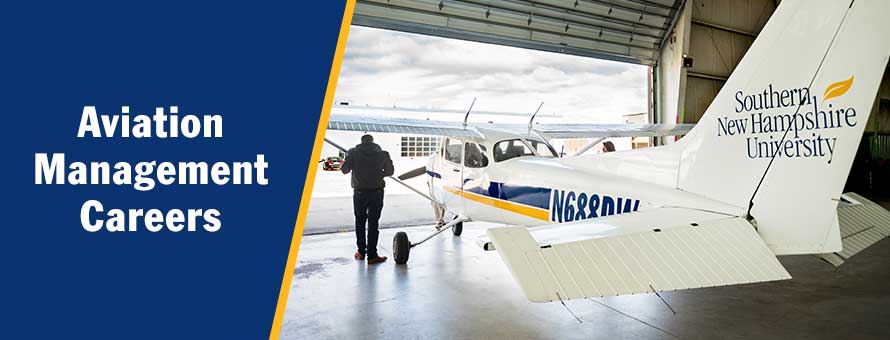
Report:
397,166,427,180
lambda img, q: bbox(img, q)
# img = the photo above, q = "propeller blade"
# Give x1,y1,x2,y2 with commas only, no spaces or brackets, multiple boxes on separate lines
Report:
397,166,427,180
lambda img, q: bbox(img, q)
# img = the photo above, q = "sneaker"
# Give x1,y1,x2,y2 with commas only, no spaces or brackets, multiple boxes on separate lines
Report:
354,251,365,260
367,256,388,264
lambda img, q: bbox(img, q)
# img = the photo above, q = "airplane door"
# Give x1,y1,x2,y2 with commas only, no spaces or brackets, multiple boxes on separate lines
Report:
436,138,465,215
461,141,497,220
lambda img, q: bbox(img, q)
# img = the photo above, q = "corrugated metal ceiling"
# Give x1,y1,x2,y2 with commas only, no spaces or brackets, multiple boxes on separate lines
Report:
354,0,684,65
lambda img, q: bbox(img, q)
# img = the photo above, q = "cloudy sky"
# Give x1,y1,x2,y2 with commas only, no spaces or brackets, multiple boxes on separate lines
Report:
334,26,649,122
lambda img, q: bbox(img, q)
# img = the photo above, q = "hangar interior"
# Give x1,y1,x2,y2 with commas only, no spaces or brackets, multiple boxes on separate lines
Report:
282,1,890,339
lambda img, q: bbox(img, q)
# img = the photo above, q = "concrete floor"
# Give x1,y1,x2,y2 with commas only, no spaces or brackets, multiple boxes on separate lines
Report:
281,222,890,340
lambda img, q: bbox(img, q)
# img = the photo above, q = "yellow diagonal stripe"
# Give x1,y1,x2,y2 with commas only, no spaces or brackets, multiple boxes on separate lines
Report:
444,186,549,221
270,1,356,339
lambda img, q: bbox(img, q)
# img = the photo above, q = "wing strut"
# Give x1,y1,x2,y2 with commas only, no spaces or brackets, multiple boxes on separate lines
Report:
323,138,444,207
572,137,607,156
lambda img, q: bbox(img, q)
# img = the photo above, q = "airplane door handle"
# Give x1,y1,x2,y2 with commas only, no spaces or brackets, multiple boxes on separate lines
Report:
452,169,460,172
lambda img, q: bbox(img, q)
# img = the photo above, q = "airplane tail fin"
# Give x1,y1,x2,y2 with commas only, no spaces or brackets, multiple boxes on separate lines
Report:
674,0,890,255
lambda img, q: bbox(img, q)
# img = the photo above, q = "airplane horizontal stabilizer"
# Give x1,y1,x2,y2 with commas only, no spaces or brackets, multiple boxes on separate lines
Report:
487,214,790,303
820,192,890,266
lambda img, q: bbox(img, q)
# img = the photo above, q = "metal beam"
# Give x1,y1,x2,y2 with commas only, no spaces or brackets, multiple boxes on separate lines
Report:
452,0,662,44
656,0,686,59
621,0,677,11
691,18,757,38
687,70,727,81
460,0,664,40
575,0,672,19
528,0,671,31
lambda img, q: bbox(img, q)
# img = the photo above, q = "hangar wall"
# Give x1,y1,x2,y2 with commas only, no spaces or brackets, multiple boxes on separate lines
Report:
683,0,775,124
867,70,890,133
656,0,775,130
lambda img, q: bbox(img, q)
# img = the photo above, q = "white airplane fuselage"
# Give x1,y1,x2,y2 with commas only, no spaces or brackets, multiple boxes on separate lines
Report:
425,133,741,229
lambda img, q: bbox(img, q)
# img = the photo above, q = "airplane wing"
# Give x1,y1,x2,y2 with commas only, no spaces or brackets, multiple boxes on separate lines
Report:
327,113,484,139
531,123,693,139
486,207,790,303
327,114,693,139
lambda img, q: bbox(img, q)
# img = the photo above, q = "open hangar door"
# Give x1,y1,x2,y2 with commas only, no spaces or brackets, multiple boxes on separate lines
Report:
352,0,685,65
350,0,890,186
352,0,686,146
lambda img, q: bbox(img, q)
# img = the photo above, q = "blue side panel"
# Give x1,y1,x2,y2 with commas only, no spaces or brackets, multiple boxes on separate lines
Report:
461,181,551,210
487,182,500,199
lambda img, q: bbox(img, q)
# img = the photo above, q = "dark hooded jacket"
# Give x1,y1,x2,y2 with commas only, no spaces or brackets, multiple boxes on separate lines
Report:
341,141,394,190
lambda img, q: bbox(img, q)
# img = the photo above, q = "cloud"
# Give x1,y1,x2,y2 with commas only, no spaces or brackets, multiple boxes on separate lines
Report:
335,26,649,122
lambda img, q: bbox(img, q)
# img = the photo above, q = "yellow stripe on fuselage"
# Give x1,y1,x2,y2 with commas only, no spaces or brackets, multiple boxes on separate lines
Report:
444,186,549,221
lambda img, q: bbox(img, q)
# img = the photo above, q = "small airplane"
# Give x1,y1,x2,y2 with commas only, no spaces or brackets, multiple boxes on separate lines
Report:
324,0,890,303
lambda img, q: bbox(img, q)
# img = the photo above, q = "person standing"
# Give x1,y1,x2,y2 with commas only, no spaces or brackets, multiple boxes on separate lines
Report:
340,134,394,264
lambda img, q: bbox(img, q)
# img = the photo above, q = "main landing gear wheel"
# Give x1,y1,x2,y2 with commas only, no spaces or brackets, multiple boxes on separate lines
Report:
451,219,463,236
393,231,411,264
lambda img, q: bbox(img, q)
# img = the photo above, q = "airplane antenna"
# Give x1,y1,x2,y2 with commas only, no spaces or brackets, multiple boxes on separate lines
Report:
525,101,557,155
462,97,476,128
527,101,544,133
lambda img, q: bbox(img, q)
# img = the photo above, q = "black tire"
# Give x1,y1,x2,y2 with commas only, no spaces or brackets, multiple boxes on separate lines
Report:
393,232,411,264
452,221,463,236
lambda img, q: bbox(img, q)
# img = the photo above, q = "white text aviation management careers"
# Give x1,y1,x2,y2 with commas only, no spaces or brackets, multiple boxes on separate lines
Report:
35,106,270,233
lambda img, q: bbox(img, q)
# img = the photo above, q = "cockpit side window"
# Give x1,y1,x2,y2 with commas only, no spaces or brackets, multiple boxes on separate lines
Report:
464,142,488,168
493,139,556,162
443,138,463,164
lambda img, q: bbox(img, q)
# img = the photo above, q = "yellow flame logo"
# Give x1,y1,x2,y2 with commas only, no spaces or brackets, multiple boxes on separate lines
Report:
823,75,854,101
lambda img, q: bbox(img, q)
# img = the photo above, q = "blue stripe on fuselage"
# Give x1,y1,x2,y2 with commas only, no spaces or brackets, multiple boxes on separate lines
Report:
462,182,551,210
431,173,640,223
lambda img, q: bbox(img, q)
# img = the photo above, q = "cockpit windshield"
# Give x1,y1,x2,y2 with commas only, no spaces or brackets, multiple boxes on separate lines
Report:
493,139,557,162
